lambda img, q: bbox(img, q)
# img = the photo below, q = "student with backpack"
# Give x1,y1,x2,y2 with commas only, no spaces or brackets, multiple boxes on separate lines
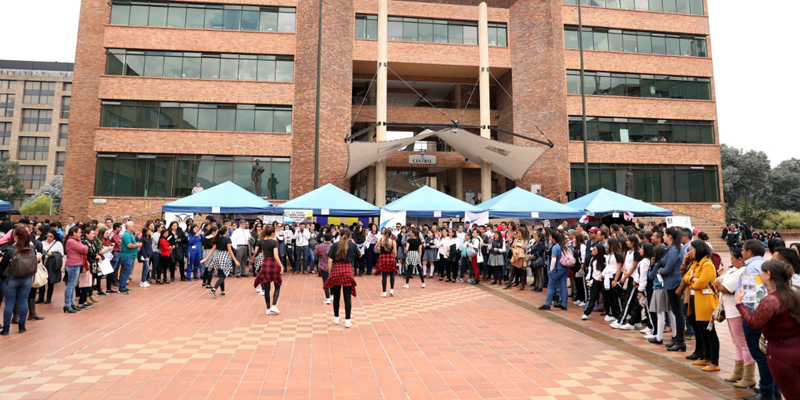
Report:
1,228,39,334
539,231,571,311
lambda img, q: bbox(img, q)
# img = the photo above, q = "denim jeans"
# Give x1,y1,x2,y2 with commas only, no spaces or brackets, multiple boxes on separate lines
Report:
545,266,568,308
306,246,315,273
150,254,159,281
64,265,81,307
3,276,32,326
110,250,121,285
119,257,134,292
295,246,308,272
743,320,777,397
140,259,150,282
187,251,202,279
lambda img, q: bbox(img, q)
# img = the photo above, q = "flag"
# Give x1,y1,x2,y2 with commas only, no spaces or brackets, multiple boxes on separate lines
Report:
579,215,589,224
380,210,406,230
465,211,489,227
624,212,634,222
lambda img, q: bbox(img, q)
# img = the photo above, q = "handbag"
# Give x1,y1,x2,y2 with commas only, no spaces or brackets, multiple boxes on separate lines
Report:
530,256,545,269
31,260,48,289
759,334,768,354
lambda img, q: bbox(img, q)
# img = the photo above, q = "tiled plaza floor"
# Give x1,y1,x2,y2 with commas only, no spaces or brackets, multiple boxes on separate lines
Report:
0,268,744,400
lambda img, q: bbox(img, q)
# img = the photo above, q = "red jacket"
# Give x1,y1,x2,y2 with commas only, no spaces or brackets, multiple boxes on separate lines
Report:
159,237,171,257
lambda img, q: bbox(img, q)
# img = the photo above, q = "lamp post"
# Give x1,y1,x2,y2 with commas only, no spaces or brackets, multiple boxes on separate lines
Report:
578,1,589,196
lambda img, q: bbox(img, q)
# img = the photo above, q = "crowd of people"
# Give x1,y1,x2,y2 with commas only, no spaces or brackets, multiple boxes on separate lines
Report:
1,215,798,399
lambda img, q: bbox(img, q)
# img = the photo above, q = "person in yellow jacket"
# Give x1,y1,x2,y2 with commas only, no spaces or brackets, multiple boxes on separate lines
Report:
682,240,720,372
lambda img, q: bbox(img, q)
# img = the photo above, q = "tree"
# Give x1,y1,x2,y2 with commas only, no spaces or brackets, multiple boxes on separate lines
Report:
20,195,54,215
767,158,800,212
720,144,772,209
0,156,25,203
728,196,775,229
23,174,62,210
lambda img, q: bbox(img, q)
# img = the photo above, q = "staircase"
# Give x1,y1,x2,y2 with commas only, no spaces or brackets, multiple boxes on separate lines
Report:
634,214,728,252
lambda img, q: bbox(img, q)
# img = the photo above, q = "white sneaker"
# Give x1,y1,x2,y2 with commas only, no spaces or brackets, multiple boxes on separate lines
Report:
422,283,426,289
578,302,587,308
403,284,409,289
610,321,621,329
144,282,151,287
344,319,352,328
380,292,387,298
328,296,334,303
324,298,331,305
269,306,280,315
643,334,657,339
640,327,651,334
256,290,264,296
620,323,635,330
633,323,643,330
581,314,589,321
604,316,616,322
139,282,146,287
265,309,272,315
389,289,394,297
332,317,340,325
573,300,581,305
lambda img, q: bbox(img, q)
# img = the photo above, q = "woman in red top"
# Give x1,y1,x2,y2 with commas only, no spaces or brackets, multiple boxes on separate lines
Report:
736,260,800,399
158,228,172,285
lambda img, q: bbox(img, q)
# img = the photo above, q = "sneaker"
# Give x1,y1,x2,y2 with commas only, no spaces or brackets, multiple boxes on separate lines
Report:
106,290,118,294
581,314,589,321
640,327,651,334
269,306,280,314
578,302,587,308
144,282,150,287
219,293,226,297
633,323,643,330
643,334,657,340
402,284,409,289
604,315,616,322
610,321,621,329
96,291,107,296
332,317,340,325
209,288,217,298
139,282,146,288
344,319,352,328
538,305,551,310
119,289,131,295
265,309,272,315
324,298,331,305
620,323,635,330
389,289,394,297
456,278,464,283
380,292,387,298
421,283,426,289
573,300,581,305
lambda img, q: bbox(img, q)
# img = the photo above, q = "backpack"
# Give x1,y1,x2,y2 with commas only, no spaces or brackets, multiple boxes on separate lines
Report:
726,232,738,246
559,246,575,268
711,252,722,271
9,248,38,278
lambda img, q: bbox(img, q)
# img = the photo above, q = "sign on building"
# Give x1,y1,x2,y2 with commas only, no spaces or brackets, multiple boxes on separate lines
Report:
409,154,437,165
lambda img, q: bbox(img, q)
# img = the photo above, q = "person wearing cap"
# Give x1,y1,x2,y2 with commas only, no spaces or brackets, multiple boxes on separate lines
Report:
230,220,252,278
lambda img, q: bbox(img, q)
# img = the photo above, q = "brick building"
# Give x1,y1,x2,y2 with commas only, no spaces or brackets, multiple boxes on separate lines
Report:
1,60,73,209
62,0,724,222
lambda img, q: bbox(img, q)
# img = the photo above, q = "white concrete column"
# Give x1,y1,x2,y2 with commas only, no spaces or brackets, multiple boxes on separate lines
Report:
367,166,376,203
455,168,464,200
375,0,389,206
479,2,492,201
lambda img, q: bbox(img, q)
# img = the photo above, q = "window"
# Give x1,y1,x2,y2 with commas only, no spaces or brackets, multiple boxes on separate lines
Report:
564,26,706,57
61,96,71,119
94,153,291,198
0,80,17,90
355,14,508,47
570,164,719,202
567,70,711,100
18,137,50,160
563,0,703,14
22,109,53,132
23,81,56,104
568,116,714,144
109,1,296,33
63,82,73,92
0,122,10,146
58,124,68,147
0,150,8,160
0,94,13,117
101,100,292,132
56,152,66,175
19,166,47,190
105,49,294,82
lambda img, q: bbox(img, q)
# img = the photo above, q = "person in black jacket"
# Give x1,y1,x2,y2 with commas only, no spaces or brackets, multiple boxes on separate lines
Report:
165,222,186,282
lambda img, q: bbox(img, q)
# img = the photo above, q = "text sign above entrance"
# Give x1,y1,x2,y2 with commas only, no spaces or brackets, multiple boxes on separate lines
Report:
409,155,437,165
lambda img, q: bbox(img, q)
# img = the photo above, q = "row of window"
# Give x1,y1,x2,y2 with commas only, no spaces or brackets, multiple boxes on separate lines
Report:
570,164,720,203
18,137,50,161
21,109,54,132
62,97,70,119
355,14,508,47
105,49,294,82
94,153,290,199
20,165,49,190
568,116,714,144
566,70,711,100
0,81,70,92
23,81,56,104
563,0,704,15
0,80,18,90
0,123,67,147
565,26,707,57
0,94,12,117
109,1,296,33
100,101,292,133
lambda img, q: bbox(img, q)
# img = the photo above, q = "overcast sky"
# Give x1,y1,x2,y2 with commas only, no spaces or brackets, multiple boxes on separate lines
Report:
1,0,795,166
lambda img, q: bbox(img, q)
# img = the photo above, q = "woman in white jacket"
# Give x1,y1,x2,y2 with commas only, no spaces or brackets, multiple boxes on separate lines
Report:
464,230,483,285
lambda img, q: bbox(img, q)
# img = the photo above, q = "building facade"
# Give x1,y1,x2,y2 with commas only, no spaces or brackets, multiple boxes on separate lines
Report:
0,60,73,209
63,0,724,222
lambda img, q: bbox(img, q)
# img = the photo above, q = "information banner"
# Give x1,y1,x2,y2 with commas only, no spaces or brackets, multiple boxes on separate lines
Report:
380,210,407,230
666,216,693,228
464,211,489,227
283,210,313,225
165,212,193,231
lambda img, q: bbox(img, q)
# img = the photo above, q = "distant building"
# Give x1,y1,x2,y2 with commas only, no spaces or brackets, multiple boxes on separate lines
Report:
0,59,73,209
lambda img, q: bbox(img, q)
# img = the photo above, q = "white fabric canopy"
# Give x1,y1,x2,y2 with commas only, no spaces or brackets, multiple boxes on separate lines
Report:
346,128,548,180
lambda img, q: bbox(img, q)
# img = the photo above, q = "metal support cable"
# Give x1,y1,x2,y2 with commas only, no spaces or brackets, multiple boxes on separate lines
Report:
456,76,481,125
350,70,378,130
387,65,456,124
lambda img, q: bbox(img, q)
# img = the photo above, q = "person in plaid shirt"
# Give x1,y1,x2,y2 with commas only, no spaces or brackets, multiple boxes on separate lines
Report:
314,233,334,305
323,228,358,328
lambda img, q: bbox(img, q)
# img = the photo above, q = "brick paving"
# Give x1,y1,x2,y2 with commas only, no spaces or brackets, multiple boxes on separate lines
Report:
0,271,735,400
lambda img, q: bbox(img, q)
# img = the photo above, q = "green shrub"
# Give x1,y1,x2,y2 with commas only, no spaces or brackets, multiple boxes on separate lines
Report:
19,195,55,215
763,210,800,229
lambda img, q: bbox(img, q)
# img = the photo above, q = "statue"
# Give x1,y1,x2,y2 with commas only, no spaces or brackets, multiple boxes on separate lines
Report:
267,173,279,199
624,166,635,197
251,160,265,196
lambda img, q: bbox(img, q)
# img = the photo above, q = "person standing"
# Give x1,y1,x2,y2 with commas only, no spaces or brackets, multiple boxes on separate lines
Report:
118,221,141,295
252,227,283,315
63,227,87,313
1,228,39,334
157,228,172,285
185,224,203,281
38,231,64,304
314,233,334,305
230,220,251,278
191,182,204,194
505,228,529,290
683,240,720,372
138,228,153,288
660,228,687,352
201,227,217,288
403,229,425,289
106,223,123,293
294,223,311,274
540,231,569,311
323,228,359,328
376,230,397,298
717,248,756,388
201,227,240,298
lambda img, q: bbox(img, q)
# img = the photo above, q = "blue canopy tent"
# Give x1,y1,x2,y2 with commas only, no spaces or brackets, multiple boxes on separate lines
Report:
478,187,583,219
161,181,274,214
565,188,672,217
383,186,483,218
0,200,11,212
274,183,380,216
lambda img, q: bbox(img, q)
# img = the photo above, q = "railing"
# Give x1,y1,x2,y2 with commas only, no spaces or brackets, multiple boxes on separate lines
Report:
352,96,483,110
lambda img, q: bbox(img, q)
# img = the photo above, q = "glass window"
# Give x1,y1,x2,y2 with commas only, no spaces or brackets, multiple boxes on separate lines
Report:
224,9,241,30
676,0,690,13
621,0,635,8
259,9,278,31
650,0,663,11
216,106,236,131
637,33,652,53
626,75,641,96
0,123,11,146
610,75,626,96
448,25,463,44
163,54,183,78
173,158,197,197
567,74,580,94
213,157,233,185
274,109,292,133
651,34,666,54
159,105,181,129
622,32,637,53
204,7,224,29
61,96,71,119
18,137,50,160
135,157,156,197
278,10,295,33
666,36,681,55
186,7,205,28
564,28,579,49
106,51,125,75
694,38,707,57
388,20,403,41
167,5,186,27
125,52,145,76
689,0,703,15
662,0,677,13
355,17,366,39
581,29,594,50
241,10,259,30
153,157,174,197
433,24,448,43
235,107,255,131
593,29,608,51
197,107,216,130
403,21,418,41
366,17,378,39
255,109,273,132
182,56,201,78
257,59,275,81
607,0,621,7
21,109,52,132
238,58,257,80
608,31,623,52
180,107,197,130
0,95,12,117
275,60,293,82
144,52,164,77
20,165,47,190
220,57,238,80
148,5,167,27
110,4,130,25
129,5,149,26
463,25,478,45
201,55,220,79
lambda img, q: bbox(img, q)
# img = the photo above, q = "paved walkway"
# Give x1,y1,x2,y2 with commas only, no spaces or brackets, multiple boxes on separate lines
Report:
0,271,745,400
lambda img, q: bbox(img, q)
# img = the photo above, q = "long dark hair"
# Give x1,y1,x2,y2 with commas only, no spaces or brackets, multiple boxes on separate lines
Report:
640,242,654,260
653,245,666,267
626,235,640,252
591,242,606,270
607,237,624,264
762,260,800,324
335,228,352,261
215,226,228,247
14,228,32,255
665,227,682,249
550,231,565,249
689,240,711,261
